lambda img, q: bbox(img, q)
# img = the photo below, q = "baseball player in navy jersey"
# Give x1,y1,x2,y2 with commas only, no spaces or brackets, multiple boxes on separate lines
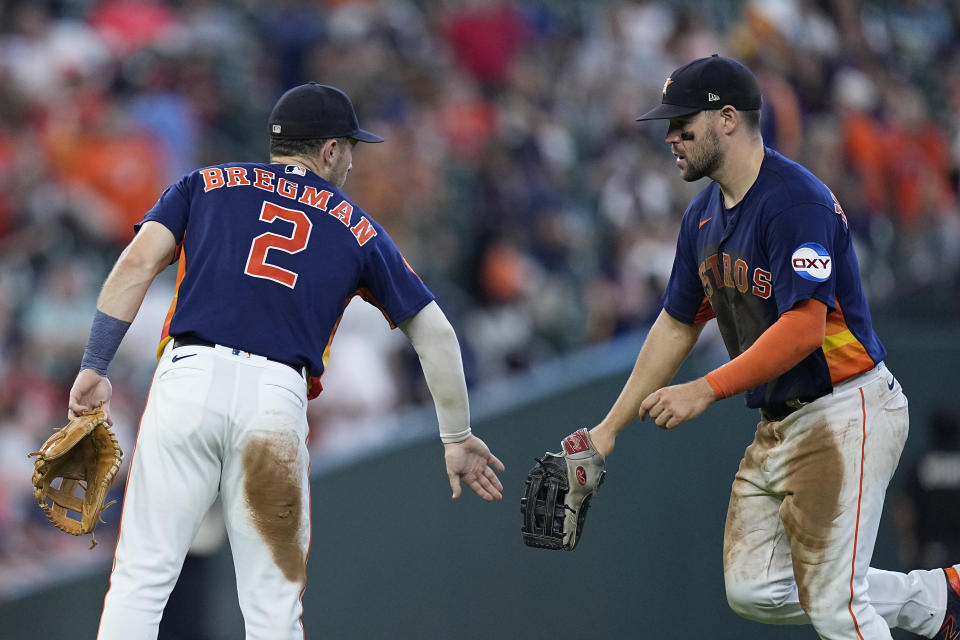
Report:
586,55,960,639
66,83,505,640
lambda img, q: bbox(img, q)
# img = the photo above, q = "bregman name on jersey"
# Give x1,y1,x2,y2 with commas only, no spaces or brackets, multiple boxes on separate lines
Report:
198,165,378,247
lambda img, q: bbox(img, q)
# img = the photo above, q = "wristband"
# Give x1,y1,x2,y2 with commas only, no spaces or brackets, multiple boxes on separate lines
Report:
80,310,132,376
440,427,472,444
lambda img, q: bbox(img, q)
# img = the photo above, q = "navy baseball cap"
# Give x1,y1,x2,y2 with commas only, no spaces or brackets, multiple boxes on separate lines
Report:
636,55,762,121
269,83,384,142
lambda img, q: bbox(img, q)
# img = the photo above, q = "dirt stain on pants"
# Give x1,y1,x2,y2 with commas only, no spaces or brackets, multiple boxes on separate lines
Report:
243,432,306,585
724,418,844,614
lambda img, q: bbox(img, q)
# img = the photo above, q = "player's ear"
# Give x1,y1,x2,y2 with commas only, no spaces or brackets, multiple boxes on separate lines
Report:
321,138,339,165
719,106,740,134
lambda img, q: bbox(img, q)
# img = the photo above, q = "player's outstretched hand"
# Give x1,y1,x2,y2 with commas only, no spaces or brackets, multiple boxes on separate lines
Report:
640,377,717,430
68,369,114,424
444,435,505,501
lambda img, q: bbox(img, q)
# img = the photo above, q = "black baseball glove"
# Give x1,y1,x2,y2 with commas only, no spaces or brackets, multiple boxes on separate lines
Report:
520,428,605,551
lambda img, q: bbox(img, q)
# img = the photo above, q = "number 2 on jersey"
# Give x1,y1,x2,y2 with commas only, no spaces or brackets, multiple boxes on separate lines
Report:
244,201,313,288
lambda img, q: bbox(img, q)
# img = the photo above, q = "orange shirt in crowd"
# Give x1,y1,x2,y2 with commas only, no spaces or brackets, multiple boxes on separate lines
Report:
46,129,165,243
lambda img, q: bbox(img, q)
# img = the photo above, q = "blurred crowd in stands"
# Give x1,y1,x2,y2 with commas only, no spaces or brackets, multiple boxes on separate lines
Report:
2,0,960,593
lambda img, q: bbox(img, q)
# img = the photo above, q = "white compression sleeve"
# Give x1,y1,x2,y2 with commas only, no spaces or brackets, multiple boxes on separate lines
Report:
400,301,471,444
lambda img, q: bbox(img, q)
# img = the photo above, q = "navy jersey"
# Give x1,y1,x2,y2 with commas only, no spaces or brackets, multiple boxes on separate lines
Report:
137,162,435,378
663,148,885,408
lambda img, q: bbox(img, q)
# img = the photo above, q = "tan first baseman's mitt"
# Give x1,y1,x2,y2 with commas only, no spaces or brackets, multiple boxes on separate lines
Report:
28,405,122,548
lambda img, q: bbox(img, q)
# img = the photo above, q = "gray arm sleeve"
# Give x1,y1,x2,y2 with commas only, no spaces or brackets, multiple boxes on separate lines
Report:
400,301,471,443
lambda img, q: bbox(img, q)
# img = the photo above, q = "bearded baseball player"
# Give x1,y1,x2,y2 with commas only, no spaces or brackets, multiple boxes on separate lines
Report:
67,83,505,639
585,55,959,639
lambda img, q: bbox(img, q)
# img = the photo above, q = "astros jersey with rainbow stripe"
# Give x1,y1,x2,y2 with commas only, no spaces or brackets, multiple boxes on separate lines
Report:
663,147,885,408
136,162,435,380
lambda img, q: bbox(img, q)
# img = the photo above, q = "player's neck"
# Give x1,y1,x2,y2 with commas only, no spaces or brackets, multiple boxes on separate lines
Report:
715,141,765,208
270,155,325,180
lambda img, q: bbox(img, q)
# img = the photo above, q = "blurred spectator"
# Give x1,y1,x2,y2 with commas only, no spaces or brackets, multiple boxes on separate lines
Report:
836,66,887,216
443,0,531,90
0,4,113,103
87,0,179,59
42,97,166,244
880,81,955,229
124,53,201,183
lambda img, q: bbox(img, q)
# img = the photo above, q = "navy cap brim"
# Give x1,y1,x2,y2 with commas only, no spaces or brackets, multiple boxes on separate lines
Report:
636,102,702,121
352,128,384,143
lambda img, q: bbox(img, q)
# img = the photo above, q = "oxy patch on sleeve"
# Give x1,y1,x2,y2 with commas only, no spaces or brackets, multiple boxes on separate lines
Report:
791,243,832,282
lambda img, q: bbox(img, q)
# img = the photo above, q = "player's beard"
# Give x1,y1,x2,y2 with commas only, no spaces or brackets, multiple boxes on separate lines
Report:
331,160,351,188
329,146,352,188
680,126,722,182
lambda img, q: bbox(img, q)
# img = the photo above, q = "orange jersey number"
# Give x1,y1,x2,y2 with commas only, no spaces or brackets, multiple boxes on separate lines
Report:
244,201,313,288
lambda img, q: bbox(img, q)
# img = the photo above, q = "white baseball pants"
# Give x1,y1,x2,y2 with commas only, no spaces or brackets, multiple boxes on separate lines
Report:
723,362,948,639
98,341,311,640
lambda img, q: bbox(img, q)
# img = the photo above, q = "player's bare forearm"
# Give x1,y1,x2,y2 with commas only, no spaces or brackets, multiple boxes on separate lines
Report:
590,309,703,457
443,435,505,501
96,221,177,321
69,222,174,420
